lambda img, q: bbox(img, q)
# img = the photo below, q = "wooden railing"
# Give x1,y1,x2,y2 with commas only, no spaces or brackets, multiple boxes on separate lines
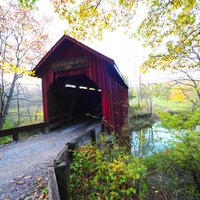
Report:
48,125,102,200
0,122,48,141
0,113,101,142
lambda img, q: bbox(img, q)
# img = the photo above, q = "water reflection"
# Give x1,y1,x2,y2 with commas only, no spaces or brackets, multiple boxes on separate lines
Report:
131,121,172,157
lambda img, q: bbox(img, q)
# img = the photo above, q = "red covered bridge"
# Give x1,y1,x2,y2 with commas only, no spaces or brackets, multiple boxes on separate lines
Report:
33,35,128,133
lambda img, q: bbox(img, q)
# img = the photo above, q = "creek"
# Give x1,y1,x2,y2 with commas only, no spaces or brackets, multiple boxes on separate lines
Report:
131,121,173,157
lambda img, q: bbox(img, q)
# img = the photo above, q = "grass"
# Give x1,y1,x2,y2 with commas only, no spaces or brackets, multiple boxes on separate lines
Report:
153,97,191,112
0,136,12,144
130,97,191,115
7,105,43,127
0,113,43,144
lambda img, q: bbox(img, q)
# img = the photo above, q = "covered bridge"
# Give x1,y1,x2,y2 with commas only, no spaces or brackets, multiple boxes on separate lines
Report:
33,35,128,133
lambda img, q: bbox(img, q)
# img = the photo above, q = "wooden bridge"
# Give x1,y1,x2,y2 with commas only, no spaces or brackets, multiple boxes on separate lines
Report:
33,34,128,133
0,35,129,199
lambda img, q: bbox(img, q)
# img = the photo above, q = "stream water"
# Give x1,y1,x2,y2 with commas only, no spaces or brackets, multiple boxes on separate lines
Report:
131,121,173,157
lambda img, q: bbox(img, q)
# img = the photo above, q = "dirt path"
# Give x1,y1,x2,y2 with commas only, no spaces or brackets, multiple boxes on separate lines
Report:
0,120,100,200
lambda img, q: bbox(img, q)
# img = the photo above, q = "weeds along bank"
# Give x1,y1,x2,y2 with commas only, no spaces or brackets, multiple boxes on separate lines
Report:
70,130,200,200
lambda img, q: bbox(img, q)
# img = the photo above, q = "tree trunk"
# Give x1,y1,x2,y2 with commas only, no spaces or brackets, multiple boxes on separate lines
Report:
192,170,200,193
0,73,18,130
16,84,21,127
19,83,32,123
139,73,142,108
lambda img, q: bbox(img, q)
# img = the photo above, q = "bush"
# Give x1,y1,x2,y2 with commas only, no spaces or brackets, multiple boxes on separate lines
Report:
0,136,12,144
144,142,200,199
70,135,147,199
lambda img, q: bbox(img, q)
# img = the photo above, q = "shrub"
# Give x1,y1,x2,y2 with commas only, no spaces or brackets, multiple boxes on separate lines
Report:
70,135,147,199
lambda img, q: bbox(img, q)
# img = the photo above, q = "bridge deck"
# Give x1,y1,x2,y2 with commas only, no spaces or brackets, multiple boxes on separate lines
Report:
0,119,101,199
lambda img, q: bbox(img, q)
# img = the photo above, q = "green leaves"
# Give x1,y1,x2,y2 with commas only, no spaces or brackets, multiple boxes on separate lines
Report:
18,0,38,9
138,0,200,72
70,136,147,199
159,108,200,130
144,128,200,198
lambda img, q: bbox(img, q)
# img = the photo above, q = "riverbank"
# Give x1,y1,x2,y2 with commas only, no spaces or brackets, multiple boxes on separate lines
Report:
130,113,157,131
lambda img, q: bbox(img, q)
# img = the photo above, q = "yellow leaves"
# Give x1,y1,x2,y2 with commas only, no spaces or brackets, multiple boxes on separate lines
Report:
119,0,135,8
69,0,75,4
109,160,124,172
67,17,73,24
105,13,112,21
60,0,75,4
51,0,136,41
29,70,35,76
119,0,126,6
168,86,186,101
0,62,35,76
140,65,147,74
25,25,31,31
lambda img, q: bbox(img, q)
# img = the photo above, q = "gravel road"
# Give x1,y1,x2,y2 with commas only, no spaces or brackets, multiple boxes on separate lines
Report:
0,119,100,200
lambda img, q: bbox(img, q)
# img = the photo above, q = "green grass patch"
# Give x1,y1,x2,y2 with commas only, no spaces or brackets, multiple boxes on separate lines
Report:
0,136,12,144
153,97,191,112
129,97,191,117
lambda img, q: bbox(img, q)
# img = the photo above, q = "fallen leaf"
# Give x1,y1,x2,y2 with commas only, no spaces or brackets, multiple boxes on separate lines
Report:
38,194,44,200
37,177,43,182
37,183,43,189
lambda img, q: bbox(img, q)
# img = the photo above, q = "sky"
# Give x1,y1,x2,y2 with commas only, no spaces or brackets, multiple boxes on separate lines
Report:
33,0,150,87
32,0,173,87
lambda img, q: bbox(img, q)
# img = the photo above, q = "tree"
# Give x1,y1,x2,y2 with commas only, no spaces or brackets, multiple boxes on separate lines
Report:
0,1,49,129
168,85,186,101
18,0,38,9
168,68,200,108
137,0,199,70
19,0,199,69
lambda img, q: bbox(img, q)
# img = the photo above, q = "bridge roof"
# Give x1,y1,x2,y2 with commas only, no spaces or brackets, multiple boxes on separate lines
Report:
33,35,128,88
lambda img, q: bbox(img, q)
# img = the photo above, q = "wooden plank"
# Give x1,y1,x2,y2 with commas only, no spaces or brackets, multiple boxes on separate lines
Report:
0,122,47,138
48,167,61,200
47,123,102,200
54,161,69,200
54,145,68,164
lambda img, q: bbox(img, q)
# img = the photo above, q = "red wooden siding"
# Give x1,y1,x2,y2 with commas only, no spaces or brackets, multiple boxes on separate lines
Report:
34,35,128,133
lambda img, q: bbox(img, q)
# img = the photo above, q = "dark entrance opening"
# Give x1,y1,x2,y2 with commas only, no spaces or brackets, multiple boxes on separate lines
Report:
47,75,102,126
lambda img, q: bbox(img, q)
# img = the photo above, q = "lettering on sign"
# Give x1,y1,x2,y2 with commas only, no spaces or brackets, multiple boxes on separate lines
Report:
52,57,88,72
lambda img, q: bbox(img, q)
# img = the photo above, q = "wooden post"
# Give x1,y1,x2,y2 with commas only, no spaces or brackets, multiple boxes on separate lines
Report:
42,123,50,133
48,166,61,200
13,132,19,141
68,140,78,161
54,160,70,200
90,129,96,144
101,123,105,132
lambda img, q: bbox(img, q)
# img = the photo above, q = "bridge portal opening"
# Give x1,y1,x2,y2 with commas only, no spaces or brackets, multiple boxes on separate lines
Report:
47,75,102,126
